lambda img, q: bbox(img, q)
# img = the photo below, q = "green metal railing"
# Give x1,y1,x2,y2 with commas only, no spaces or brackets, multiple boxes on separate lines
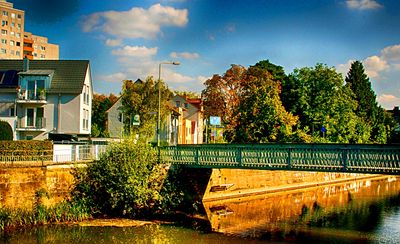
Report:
160,144,400,175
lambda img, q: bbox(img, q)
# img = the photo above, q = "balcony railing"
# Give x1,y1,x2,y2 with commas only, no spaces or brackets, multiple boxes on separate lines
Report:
17,90,47,103
17,117,46,131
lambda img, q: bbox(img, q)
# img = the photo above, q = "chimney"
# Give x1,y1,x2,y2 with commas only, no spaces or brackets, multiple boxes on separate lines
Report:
23,57,29,72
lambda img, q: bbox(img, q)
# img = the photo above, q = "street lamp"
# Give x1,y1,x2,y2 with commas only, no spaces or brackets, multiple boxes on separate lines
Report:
157,61,180,147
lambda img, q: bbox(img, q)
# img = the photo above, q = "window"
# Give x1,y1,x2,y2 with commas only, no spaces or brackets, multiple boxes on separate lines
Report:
176,101,181,107
82,109,89,130
17,14,21,19
16,42,20,46
17,23,20,29
1,29,7,35
2,11,8,16
1,39,6,44
184,103,189,109
86,86,89,104
9,107,15,116
118,113,123,122
1,20,7,26
1,48,6,54
41,46,45,51
16,51,20,56
10,50,14,54
11,13,15,18
27,108,34,126
10,31,14,36
34,53,37,57
16,33,20,38
11,22,14,28
10,40,14,46
40,54,45,58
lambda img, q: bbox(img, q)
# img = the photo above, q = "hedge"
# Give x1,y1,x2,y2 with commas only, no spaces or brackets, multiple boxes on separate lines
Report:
0,141,53,156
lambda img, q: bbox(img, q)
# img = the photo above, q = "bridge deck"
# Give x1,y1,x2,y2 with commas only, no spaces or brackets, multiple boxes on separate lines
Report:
160,144,400,175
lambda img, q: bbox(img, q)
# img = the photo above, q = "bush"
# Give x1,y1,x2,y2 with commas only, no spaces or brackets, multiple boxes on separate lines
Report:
0,121,13,141
72,138,164,218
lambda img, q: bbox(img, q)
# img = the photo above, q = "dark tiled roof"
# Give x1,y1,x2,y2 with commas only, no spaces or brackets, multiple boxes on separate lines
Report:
0,60,89,94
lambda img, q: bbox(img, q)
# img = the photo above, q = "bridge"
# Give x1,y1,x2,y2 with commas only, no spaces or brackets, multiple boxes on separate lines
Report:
160,143,400,175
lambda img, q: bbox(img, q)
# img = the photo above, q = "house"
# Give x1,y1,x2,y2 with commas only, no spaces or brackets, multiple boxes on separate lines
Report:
0,59,92,140
170,95,203,144
106,93,203,145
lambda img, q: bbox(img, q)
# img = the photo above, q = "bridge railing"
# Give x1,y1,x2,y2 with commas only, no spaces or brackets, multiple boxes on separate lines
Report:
160,144,400,175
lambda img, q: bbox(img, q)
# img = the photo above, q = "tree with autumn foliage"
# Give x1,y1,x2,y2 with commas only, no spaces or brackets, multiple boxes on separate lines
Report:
120,77,173,141
202,65,246,142
92,93,118,137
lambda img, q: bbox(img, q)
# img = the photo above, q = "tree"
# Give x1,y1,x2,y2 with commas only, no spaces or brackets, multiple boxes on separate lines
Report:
345,61,387,143
0,121,13,140
234,66,300,143
284,64,370,143
120,77,173,141
202,65,246,141
92,93,118,137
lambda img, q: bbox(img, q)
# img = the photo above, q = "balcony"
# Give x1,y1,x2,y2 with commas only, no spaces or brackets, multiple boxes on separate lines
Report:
16,117,46,131
16,90,47,104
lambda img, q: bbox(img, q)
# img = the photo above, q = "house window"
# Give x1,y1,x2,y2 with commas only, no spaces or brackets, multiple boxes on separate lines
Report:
26,135,33,140
176,101,181,107
16,51,20,56
1,29,7,35
118,113,123,122
17,14,21,19
2,11,8,16
16,42,20,46
10,40,14,46
1,39,6,44
27,108,34,126
9,107,15,116
10,50,14,55
1,20,7,26
1,48,6,54
17,23,20,29
11,22,14,28
40,54,45,59
10,31,14,36
11,13,15,18
184,103,189,109
16,33,20,38
40,46,46,51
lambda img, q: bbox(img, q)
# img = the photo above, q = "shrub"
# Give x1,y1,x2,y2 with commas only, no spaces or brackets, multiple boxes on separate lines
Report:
72,138,163,218
0,121,13,141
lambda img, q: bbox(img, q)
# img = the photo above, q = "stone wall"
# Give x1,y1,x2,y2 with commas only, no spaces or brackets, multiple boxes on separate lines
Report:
203,169,381,201
0,164,81,209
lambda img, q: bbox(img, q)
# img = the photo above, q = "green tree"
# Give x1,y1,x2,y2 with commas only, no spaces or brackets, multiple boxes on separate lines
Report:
285,64,370,143
121,77,173,141
0,121,13,140
345,61,387,143
92,93,118,137
234,66,300,143
253,60,287,83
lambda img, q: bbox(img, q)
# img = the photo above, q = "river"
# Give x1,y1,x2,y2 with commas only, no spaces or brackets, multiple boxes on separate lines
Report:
1,176,400,243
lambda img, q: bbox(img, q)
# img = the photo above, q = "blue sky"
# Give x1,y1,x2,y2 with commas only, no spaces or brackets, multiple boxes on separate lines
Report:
12,0,400,109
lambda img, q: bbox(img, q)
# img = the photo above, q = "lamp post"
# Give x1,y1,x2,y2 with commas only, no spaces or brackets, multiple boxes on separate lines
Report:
157,61,180,147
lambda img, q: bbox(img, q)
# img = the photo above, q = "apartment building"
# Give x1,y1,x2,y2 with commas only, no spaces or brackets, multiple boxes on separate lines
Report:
0,0,24,59
0,0,58,60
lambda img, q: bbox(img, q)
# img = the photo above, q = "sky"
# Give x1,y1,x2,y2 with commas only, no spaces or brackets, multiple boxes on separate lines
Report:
11,0,400,109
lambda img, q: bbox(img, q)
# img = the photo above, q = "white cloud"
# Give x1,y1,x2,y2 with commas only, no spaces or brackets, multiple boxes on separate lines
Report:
377,94,400,109
381,45,400,62
98,72,128,82
82,4,188,39
170,51,200,59
363,55,389,78
112,45,158,58
346,0,383,10
105,39,122,47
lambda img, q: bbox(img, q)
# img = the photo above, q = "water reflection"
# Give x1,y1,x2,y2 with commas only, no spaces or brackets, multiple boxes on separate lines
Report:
203,176,400,242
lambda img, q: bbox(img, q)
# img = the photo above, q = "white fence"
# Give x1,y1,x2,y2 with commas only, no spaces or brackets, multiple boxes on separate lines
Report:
0,144,108,164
